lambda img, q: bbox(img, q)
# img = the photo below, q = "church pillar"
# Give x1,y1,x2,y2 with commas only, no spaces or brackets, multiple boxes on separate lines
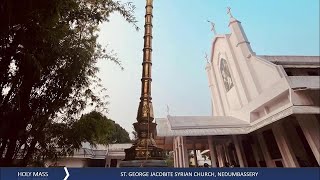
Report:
173,139,175,167
173,138,178,167
212,141,219,167
232,135,245,167
176,138,181,167
256,132,275,167
272,123,300,167
182,137,189,167
216,145,224,167
178,138,183,167
208,136,217,167
297,115,320,166
223,143,230,164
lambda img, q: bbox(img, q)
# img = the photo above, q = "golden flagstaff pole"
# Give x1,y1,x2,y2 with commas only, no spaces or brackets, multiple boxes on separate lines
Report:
120,0,166,167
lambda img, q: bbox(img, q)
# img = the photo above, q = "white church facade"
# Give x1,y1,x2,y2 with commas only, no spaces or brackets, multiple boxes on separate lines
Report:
155,15,320,168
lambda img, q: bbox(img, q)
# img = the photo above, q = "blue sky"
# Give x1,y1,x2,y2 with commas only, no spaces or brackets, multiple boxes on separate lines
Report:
96,0,319,134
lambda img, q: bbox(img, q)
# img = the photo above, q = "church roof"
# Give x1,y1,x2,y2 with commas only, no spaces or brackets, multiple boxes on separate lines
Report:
156,116,248,137
258,55,319,66
156,115,250,137
155,106,320,137
167,116,249,130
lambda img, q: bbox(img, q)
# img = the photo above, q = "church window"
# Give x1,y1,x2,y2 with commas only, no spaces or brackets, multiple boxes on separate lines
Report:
220,58,234,92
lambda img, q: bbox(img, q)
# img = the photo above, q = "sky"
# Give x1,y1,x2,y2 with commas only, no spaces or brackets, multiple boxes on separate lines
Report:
96,0,320,135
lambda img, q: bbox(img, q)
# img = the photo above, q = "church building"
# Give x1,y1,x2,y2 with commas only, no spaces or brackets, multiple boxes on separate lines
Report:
155,13,320,168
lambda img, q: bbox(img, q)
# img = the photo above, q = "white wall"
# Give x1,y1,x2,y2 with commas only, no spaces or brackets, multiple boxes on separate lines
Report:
207,18,292,123
46,158,88,167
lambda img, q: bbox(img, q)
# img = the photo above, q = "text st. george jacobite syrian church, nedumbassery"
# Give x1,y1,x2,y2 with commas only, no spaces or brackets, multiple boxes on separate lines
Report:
154,12,320,168
47,10,320,168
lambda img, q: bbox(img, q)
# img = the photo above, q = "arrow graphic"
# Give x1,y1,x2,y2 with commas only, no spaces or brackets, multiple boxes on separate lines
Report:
64,167,69,180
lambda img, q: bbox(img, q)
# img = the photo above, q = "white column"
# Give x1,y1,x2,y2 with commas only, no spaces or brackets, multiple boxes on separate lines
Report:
181,138,185,167
175,138,180,167
173,138,177,168
297,115,320,166
208,136,217,167
232,135,245,167
212,141,219,167
272,123,300,167
178,137,183,167
223,143,230,164
216,145,224,167
180,145,184,167
256,132,275,167
181,137,189,167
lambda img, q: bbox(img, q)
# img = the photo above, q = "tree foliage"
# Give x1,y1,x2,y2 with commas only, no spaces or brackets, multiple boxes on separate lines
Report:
73,111,131,145
0,0,137,166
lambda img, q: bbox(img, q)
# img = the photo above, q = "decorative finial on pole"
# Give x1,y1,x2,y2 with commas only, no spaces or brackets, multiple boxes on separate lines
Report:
207,20,217,35
227,7,233,18
205,53,210,64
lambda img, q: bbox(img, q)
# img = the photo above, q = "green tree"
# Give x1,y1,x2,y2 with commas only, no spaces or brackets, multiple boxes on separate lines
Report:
73,111,131,145
0,0,137,166
110,122,131,143
72,111,116,145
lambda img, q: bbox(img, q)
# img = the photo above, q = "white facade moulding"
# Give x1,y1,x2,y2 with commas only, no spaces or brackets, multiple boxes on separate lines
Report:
258,56,320,66
287,76,320,91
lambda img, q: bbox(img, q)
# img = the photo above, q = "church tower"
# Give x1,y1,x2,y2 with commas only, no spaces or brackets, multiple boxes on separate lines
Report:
228,7,255,58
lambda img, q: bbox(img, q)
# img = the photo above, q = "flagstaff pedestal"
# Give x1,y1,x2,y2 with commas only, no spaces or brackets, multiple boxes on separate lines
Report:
119,142,167,167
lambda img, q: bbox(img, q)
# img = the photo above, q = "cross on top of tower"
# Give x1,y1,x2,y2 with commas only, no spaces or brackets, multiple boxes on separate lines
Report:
227,7,233,18
207,20,217,35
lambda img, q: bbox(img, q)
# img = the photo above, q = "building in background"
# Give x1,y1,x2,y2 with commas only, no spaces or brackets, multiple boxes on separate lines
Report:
155,13,320,168
46,140,173,167
45,143,131,167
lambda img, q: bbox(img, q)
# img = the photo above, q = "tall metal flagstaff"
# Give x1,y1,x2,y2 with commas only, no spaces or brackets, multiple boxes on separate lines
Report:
121,0,166,167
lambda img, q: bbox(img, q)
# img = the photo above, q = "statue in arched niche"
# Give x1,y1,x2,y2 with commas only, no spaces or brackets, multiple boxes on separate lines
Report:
220,58,234,92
